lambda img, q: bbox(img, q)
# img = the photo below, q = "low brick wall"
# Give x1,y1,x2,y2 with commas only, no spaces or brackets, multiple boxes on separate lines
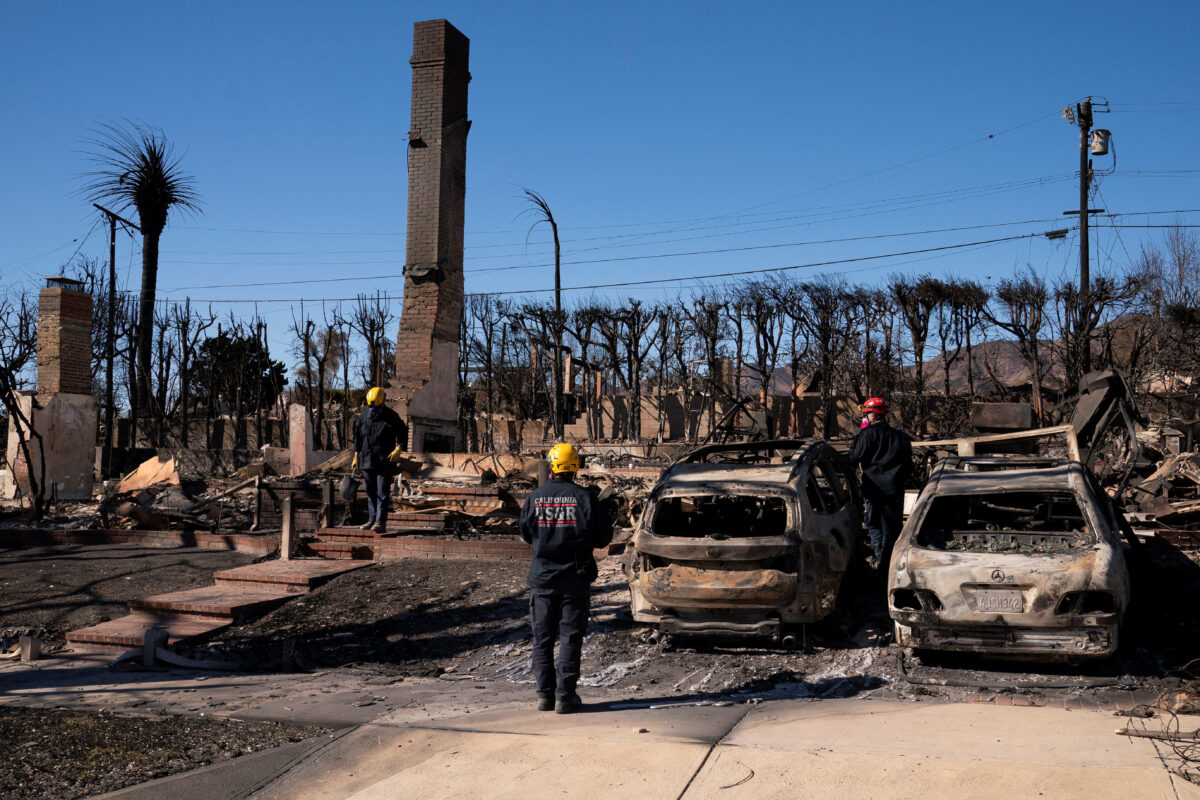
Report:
374,535,530,561
0,528,278,556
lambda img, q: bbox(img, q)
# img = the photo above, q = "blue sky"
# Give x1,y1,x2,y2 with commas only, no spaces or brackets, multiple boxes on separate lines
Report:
2,0,1198,367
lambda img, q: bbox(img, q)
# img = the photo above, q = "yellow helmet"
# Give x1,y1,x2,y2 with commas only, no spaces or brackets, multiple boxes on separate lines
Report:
547,442,580,474
366,386,385,406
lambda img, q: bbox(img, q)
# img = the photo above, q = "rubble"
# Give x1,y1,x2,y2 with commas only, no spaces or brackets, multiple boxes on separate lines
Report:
116,454,181,493
1128,452,1200,526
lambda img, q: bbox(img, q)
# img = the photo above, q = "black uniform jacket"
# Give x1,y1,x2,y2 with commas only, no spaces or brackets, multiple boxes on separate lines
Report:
353,405,407,472
848,420,913,498
519,476,614,591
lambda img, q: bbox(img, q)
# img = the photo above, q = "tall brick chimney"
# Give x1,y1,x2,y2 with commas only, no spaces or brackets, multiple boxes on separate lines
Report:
37,276,93,395
393,19,470,453
5,276,98,501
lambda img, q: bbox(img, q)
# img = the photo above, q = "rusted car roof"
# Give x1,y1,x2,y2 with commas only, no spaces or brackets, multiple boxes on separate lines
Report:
929,460,1086,495
656,462,796,488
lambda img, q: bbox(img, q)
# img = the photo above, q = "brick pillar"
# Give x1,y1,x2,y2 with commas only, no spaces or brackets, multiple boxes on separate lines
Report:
37,285,93,395
393,19,470,453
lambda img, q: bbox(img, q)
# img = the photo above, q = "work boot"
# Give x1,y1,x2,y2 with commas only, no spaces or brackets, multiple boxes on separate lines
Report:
536,694,554,712
554,694,582,714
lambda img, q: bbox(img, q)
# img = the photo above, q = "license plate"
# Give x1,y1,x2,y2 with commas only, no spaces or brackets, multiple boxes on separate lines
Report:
976,588,1023,613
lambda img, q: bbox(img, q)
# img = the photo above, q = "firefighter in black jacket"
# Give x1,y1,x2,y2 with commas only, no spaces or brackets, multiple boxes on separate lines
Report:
519,442,613,714
848,396,912,571
352,387,407,533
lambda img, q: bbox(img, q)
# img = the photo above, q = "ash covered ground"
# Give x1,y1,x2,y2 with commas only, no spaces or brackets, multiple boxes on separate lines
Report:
3,541,1197,704
3,539,1200,798
206,551,1194,706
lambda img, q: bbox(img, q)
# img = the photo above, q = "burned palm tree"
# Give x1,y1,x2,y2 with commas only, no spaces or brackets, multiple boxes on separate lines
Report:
82,121,200,445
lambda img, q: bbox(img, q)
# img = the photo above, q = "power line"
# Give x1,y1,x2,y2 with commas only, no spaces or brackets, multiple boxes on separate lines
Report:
170,167,1075,248
705,112,1062,219
159,217,1068,292
159,176,1081,270
176,231,1054,303
469,233,1049,297
157,212,1200,293
59,218,104,270
0,239,80,271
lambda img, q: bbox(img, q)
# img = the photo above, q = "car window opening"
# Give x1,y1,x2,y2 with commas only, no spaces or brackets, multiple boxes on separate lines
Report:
914,491,1093,552
653,495,788,539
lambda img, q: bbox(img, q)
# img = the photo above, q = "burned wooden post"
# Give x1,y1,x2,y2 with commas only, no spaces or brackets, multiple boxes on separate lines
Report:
280,494,297,561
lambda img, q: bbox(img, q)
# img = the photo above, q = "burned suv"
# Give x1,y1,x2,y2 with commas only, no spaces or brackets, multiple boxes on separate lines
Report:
624,440,860,643
889,456,1131,660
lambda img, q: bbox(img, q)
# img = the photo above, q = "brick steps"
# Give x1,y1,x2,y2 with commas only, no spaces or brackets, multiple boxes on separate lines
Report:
304,541,378,560
213,560,370,593
66,558,371,652
129,585,296,619
67,612,231,650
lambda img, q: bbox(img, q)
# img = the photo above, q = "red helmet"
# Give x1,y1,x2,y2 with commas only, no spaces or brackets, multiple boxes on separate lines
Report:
861,397,889,415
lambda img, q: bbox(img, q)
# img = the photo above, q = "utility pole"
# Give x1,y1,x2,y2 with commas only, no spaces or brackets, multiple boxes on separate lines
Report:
93,203,139,479
1077,97,1092,347
1062,97,1109,376
553,218,563,441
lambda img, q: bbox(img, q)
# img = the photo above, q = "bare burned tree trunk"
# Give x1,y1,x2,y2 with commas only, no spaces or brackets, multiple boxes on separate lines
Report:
567,305,603,441
337,311,351,448
153,309,175,445
594,300,656,442
988,272,1050,425
682,294,726,443
954,281,989,402
890,275,940,434
723,295,746,403
795,279,858,438
171,299,214,448
468,296,503,451
225,316,249,449
743,281,786,437
351,292,394,388
119,299,140,448
774,282,814,437
254,317,266,447
929,279,960,397
653,306,682,441
513,301,560,441
0,291,47,519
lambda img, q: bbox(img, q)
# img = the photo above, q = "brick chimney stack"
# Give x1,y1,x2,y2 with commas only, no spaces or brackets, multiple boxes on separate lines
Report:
37,277,93,395
5,276,99,501
393,19,470,452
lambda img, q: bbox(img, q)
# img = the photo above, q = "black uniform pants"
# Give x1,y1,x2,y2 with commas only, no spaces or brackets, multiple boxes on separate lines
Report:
362,469,393,527
529,585,590,700
865,490,903,568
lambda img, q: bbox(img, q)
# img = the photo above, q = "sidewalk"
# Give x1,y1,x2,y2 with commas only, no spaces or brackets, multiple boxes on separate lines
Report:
241,699,1200,800
5,654,1196,800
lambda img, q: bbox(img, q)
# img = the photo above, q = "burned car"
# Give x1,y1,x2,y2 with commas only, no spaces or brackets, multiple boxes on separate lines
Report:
889,456,1131,660
624,439,860,643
